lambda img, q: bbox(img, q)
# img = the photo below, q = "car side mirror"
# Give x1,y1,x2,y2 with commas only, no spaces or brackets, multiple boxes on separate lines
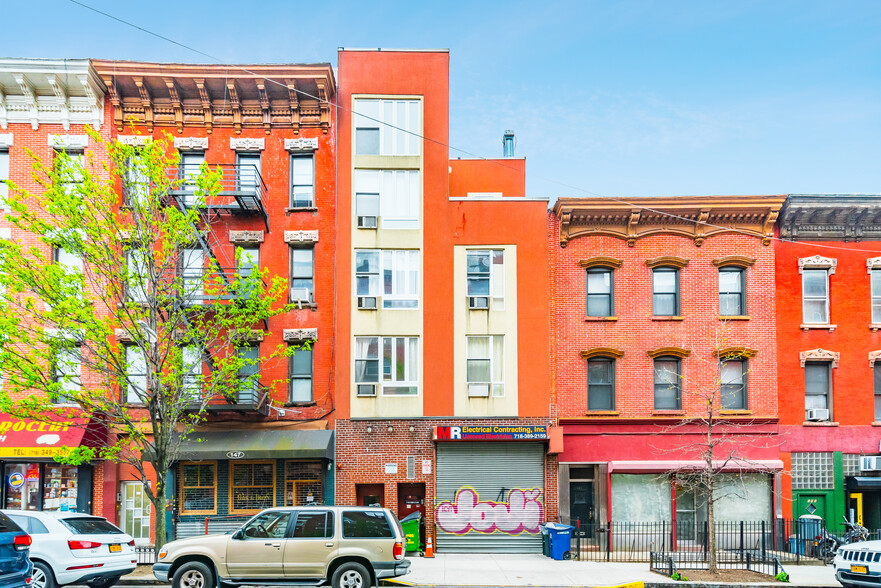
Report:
231,529,243,540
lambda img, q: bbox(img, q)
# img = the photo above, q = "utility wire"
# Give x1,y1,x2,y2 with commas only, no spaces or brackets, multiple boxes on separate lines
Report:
69,0,881,254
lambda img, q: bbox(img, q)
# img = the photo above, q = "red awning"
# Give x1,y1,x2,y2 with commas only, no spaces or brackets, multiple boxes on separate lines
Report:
0,414,90,459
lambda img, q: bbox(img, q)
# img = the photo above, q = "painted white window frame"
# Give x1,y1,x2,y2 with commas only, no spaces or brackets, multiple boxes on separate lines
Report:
353,98,421,156
354,336,419,396
466,249,505,310
0,148,8,208
802,269,830,324
125,345,147,404
355,249,419,309
466,335,504,397
354,169,420,230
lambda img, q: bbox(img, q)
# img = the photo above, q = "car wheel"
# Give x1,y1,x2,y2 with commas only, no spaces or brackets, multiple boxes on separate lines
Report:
331,562,371,588
31,562,57,588
172,562,215,588
87,576,121,588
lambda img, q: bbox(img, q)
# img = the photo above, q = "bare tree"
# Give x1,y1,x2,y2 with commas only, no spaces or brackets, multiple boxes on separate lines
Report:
0,130,295,549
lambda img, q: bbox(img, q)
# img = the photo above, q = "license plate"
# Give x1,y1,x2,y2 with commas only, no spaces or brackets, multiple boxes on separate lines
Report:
851,565,868,574
109,544,121,553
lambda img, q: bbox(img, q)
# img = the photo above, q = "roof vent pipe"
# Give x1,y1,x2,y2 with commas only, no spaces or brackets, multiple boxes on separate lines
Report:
502,130,515,158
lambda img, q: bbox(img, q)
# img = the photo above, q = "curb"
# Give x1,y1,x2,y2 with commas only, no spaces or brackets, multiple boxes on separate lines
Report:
117,582,834,588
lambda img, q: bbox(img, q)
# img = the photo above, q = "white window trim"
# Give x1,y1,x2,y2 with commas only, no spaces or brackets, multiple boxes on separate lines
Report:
466,249,505,310
801,268,832,329
355,249,419,309
353,98,421,157
466,335,504,397
354,336,419,396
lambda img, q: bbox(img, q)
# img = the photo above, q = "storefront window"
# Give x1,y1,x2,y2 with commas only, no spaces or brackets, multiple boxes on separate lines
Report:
43,465,78,511
230,462,274,513
285,461,323,506
4,464,40,510
180,462,216,514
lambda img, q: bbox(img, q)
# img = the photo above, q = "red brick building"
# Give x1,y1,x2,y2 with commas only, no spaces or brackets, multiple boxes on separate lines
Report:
92,61,337,541
550,196,785,543
776,195,881,528
333,49,554,552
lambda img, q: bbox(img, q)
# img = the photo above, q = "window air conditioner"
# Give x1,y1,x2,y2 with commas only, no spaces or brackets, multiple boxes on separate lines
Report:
468,383,490,397
861,456,881,472
468,296,489,310
357,383,377,397
357,296,378,310
806,408,830,422
357,216,377,229
290,288,312,306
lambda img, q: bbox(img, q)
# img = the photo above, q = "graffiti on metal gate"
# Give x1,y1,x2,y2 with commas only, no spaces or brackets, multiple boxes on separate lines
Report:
436,487,543,535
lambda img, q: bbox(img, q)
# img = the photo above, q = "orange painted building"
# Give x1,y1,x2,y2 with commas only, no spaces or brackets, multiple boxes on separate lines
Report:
333,49,553,552
92,61,337,541
775,195,881,528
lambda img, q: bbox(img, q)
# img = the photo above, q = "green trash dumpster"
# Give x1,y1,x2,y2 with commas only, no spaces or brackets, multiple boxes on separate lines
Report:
400,511,423,553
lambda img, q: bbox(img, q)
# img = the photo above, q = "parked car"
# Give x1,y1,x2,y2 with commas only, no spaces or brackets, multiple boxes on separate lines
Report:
154,506,410,588
0,511,32,588
1,511,136,588
834,539,881,588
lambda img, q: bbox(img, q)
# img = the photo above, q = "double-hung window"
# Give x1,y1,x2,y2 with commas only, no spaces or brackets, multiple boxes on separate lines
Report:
123,153,149,207
802,269,829,324
289,347,313,403
56,150,84,196
125,345,147,404
54,246,83,276
0,148,9,207
804,362,830,416
289,155,314,208
652,268,679,316
587,358,614,410
52,345,81,404
353,98,421,156
236,247,259,300
355,250,419,309
720,359,747,410
180,248,204,304
466,250,504,310
236,346,260,403
178,152,205,206
126,248,149,303
719,268,745,316
586,268,613,317
236,152,262,196
875,363,881,421
653,357,681,410
355,336,418,396
354,170,419,230
466,335,504,397
290,248,314,305
872,270,881,324
181,346,203,402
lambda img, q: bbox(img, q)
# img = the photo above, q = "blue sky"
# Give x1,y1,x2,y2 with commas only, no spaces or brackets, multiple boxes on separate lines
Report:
4,0,880,198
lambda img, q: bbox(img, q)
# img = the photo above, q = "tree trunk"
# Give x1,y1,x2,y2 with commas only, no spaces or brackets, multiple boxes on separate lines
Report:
707,475,717,573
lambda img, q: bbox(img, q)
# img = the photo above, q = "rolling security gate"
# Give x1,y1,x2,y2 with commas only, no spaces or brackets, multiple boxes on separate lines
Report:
436,442,544,552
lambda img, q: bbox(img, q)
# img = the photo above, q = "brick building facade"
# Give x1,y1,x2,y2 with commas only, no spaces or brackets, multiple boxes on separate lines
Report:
550,196,785,543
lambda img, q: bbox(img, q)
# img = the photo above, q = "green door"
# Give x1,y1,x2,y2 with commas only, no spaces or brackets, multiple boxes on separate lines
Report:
796,494,828,520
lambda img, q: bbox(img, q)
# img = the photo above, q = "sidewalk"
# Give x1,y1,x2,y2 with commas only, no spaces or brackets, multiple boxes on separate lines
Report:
118,554,842,587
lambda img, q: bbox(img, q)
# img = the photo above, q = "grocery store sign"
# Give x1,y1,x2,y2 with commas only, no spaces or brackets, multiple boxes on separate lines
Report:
433,425,547,441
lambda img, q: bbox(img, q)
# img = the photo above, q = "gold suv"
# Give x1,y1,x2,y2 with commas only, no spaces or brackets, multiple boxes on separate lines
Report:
153,506,410,588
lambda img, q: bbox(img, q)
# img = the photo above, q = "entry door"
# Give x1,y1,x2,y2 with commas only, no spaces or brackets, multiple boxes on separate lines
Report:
796,494,828,520
397,483,426,520
676,488,707,542
119,482,151,545
570,482,594,538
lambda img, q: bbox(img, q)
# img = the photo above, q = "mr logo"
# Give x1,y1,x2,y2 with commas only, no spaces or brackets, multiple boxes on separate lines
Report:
436,426,462,440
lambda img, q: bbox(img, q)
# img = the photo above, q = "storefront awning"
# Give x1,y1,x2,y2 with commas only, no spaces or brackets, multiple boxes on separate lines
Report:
177,430,333,461
846,477,881,491
0,415,90,459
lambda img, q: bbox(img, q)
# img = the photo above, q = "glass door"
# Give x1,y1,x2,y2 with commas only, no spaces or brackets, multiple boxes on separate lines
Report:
120,481,151,545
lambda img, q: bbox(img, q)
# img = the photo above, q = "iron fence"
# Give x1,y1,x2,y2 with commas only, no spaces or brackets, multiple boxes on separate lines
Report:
650,551,788,579
566,518,828,565
135,545,155,565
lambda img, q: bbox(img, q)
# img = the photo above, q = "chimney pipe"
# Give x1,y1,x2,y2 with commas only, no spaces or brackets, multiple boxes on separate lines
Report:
502,130,515,158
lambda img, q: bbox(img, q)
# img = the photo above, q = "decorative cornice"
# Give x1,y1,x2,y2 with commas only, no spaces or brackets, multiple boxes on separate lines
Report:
553,196,786,248
645,256,689,269
715,346,759,359
799,348,840,368
868,258,881,274
798,255,837,274
117,135,149,147
230,137,264,151
174,137,208,151
647,347,691,359
869,351,881,367
229,230,265,245
283,328,317,343
48,134,88,150
233,329,265,343
114,329,133,342
579,257,623,270
92,61,335,134
580,347,624,360
284,137,319,151
780,195,881,242
284,230,318,244
0,134,12,148
712,256,756,268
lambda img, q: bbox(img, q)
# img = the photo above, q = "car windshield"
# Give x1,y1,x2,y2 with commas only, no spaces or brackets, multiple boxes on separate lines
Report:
61,517,125,534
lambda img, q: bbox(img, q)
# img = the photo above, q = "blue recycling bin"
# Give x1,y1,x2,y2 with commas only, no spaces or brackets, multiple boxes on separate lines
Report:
545,522,574,560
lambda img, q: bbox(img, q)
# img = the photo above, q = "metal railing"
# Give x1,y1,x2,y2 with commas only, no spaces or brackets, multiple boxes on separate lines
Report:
135,545,156,565
650,551,788,578
166,164,269,229
567,518,826,564
175,514,252,540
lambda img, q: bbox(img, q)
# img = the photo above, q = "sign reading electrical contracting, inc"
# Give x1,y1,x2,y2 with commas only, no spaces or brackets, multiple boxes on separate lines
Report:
433,425,548,441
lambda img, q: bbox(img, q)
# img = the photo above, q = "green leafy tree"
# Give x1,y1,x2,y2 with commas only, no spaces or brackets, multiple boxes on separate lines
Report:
0,130,294,549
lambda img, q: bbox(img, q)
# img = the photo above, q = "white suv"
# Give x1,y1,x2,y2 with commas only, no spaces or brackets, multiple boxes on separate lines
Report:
2,511,136,588
834,539,881,588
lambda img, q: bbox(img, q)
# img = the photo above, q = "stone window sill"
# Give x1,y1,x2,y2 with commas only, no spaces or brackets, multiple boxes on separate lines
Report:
653,410,685,416
585,316,617,322
803,421,838,427
872,422,881,427
285,207,317,214
290,302,318,311
720,315,750,321
585,410,619,416
870,324,881,332
801,323,837,332
720,410,751,416
285,401,316,408
652,316,684,321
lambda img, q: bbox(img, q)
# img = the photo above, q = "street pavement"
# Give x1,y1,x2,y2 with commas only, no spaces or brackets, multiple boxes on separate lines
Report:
117,553,844,587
